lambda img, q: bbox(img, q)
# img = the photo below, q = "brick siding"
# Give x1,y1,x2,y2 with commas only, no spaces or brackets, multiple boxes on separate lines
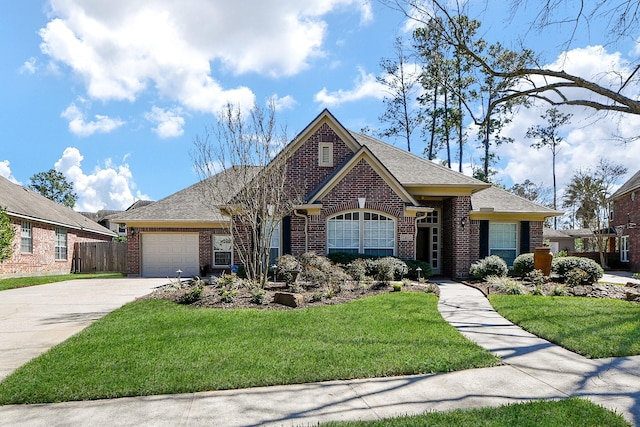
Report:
613,193,640,271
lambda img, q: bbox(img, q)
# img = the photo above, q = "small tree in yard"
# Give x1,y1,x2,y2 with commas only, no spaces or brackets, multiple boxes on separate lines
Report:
0,207,16,262
562,159,627,268
191,101,303,288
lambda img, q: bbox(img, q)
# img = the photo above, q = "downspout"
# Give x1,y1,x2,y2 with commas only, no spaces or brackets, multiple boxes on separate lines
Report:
293,209,308,253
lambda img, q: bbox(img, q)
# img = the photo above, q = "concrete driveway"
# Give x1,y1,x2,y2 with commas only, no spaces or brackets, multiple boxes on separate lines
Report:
0,278,167,381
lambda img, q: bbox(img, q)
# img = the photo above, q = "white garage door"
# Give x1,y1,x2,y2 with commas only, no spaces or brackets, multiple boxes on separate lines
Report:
142,233,199,277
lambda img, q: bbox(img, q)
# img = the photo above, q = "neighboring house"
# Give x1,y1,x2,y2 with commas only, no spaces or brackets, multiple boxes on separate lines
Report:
81,201,153,237
610,169,640,271
543,228,596,253
115,109,561,278
0,176,116,278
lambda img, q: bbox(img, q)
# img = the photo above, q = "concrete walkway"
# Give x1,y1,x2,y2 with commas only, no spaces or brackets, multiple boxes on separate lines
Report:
0,279,638,426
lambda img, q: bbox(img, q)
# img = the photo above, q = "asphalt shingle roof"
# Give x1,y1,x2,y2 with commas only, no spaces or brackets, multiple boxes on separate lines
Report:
611,169,640,199
0,176,114,236
470,185,561,215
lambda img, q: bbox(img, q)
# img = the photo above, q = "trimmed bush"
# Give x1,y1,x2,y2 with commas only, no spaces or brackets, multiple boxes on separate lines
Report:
513,253,535,277
372,257,408,282
551,256,604,283
469,255,508,279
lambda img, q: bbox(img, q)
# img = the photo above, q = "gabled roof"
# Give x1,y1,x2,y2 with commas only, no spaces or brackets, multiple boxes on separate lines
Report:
611,169,640,199
352,132,489,190
114,166,261,224
0,176,114,236
470,186,562,218
306,145,419,205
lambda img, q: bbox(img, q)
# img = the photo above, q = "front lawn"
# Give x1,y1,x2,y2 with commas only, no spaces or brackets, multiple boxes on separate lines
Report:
489,295,640,358
0,292,500,404
321,398,631,427
0,273,125,291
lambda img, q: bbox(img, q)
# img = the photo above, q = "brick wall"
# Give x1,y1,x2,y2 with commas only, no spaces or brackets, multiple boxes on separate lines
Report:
613,193,640,271
0,218,112,278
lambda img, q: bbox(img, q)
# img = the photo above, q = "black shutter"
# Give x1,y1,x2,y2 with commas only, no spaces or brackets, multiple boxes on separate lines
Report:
520,221,530,254
282,216,292,255
479,220,489,258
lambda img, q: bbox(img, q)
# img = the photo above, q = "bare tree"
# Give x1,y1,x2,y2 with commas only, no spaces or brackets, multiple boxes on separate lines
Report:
191,101,302,287
385,0,640,128
378,37,423,153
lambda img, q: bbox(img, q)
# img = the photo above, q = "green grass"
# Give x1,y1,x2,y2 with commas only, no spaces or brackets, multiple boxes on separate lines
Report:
321,398,630,427
0,273,125,291
0,292,499,404
489,295,640,358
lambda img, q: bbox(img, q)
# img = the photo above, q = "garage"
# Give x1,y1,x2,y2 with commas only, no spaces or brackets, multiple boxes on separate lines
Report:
141,233,199,277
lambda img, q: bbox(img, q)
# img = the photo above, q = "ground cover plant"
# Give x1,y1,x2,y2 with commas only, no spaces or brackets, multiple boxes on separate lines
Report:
0,273,125,291
489,295,640,358
0,292,500,404
320,398,630,427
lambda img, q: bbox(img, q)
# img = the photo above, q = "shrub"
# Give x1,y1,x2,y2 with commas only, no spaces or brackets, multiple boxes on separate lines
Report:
298,252,340,287
469,255,508,279
486,275,524,295
220,289,238,303
633,272,640,280
392,282,402,292
550,285,567,296
531,285,544,296
551,256,604,283
373,257,408,282
275,254,301,285
424,283,439,295
526,269,545,287
249,286,267,305
566,268,589,286
178,280,203,304
326,252,377,265
346,258,368,281
513,253,535,277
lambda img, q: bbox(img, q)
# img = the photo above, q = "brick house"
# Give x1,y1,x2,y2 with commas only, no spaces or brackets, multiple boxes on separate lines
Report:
0,176,116,278
116,109,560,278
610,169,640,272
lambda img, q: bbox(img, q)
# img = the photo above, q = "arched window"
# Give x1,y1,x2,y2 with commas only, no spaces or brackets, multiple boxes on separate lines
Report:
327,211,395,256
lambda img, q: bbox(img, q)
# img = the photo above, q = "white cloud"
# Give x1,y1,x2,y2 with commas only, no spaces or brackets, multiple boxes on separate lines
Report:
0,161,21,184
491,45,640,195
145,106,186,138
270,94,296,111
61,100,125,137
314,67,386,106
54,147,150,211
19,57,37,74
39,0,371,115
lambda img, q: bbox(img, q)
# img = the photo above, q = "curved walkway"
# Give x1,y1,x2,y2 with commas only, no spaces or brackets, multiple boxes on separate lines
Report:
0,280,638,426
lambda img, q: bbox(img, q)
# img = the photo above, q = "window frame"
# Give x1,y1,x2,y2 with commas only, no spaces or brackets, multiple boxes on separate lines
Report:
55,227,67,261
489,222,518,266
318,142,333,167
212,235,233,267
327,210,396,257
21,221,32,254
621,235,630,263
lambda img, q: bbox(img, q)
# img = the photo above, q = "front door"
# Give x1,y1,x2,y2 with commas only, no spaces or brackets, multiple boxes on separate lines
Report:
416,210,440,275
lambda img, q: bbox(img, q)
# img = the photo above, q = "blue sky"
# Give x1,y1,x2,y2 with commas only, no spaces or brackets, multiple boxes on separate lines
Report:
2,1,640,213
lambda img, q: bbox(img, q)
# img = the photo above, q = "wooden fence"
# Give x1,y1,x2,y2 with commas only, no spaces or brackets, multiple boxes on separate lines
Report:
73,241,127,274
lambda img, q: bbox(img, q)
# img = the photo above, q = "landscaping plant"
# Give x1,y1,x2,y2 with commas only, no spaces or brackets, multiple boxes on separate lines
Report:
469,255,508,279
551,256,603,283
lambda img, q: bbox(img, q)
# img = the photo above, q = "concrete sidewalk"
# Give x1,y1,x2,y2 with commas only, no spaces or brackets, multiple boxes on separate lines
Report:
0,280,638,426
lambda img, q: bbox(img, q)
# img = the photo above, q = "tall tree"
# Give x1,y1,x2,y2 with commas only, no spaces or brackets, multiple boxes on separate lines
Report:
0,207,15,262
191,101,303,288
509,179,550,205
28,169,78,208
526,108,572,229
377,37,422,153
562,159,627,267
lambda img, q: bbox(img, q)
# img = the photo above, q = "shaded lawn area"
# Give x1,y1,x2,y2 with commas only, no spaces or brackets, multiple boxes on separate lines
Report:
0,273,125,291
489,295,640,358
0,292,500,404
321,398,631,427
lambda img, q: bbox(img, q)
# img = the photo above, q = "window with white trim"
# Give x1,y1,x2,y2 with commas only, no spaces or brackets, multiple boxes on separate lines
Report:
489,223,517,266
318,142,333,167
213,235,232,267
21,221,32,253
262,219,281,266
327,211,395,256
621,235,630,262
55,227,67,260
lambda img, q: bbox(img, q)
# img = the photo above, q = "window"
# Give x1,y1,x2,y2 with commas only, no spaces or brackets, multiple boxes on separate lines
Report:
21,221,32,253
261,219,281,266
55,228,67,260
489,223,517,266
318,142,333,167
328,211,395,256
621,235,630,262
213,235,232,267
